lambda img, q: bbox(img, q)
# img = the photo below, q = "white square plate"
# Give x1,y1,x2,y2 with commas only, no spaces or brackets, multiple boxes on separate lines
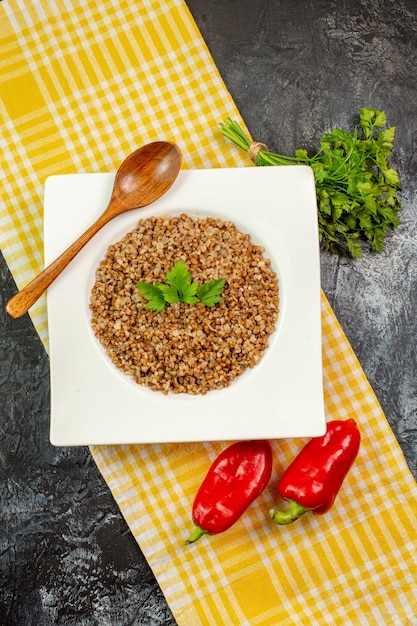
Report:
45,166,325,445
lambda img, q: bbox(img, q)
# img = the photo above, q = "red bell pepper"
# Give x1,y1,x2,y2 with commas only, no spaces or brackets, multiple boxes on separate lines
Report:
186,440,273,543
270,419,360,525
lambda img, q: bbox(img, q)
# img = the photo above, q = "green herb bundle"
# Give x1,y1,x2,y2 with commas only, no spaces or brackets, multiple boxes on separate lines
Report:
220,108,401,257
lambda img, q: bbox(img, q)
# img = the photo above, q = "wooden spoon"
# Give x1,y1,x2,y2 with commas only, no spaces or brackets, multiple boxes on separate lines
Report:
5,141,182,319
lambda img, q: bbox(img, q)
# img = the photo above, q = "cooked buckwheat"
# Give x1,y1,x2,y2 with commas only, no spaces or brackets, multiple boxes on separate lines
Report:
90,214,279,394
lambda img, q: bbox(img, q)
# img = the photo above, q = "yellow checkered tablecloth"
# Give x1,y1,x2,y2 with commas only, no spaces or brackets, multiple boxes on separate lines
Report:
1,1,416,624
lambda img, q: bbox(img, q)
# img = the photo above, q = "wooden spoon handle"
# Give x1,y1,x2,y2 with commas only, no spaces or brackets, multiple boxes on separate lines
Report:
5,210,113,319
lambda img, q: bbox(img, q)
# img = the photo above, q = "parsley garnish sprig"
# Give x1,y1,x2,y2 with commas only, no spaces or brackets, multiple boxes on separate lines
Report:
137,260,226,312
220,108,401,257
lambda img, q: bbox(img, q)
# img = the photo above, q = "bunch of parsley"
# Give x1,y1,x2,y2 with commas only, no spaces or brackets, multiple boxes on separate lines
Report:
220,108,401,258
138,260,225,312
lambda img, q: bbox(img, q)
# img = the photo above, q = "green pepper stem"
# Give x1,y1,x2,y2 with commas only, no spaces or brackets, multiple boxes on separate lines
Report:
269,500,309,525
185,524,208,544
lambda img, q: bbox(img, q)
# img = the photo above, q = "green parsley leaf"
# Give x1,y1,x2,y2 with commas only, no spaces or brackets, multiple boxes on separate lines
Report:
197,278,226,306
182,282,199,305
378,127,395,150
137,282,166,312
382,168,400,186
157,283,182,304
164,260,199,304
166,260,190,291
295,148,308,160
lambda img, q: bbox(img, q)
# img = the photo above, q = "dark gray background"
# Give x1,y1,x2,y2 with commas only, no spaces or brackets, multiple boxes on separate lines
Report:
1,1,416,624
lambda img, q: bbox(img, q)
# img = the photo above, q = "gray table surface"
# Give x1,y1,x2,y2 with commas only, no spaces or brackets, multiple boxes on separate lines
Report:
1,1,416,624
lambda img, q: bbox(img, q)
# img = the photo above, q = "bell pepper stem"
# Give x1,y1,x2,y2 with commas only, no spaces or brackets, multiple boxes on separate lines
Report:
185,524,208,544
269,499,309,525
